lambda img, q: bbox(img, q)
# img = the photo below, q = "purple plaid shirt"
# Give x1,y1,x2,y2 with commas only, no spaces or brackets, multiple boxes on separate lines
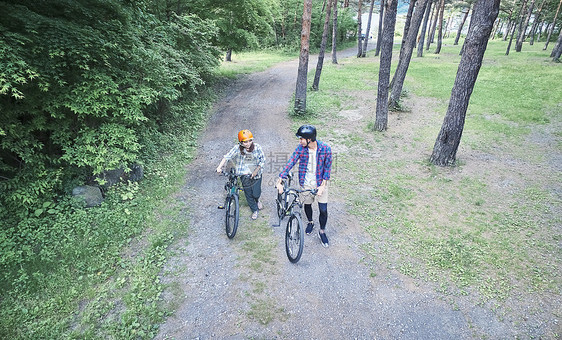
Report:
279,141,332,187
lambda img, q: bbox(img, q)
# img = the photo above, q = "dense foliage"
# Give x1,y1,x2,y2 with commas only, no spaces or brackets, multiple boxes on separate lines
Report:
0,1,223,336
0,0,221,216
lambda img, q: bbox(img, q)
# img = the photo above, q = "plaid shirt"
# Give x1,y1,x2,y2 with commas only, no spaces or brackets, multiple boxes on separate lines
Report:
279,141,332,187
224,143,266,177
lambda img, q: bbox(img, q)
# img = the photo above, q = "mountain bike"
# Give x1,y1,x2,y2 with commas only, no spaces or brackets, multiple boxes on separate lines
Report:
219,169,244,239
275,172,317,263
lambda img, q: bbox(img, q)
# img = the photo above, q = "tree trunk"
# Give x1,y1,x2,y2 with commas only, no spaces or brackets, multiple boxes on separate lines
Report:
361,0,376,56
397,0,417,61
374,0,398,132
551,25,562,60
544,0,562,50
529,0,547,45
332,0,339,64
312,0,333,90
454,6,470,45
434,0,445,54
294,0,313,114
389,0,430,109
391,0,417,88
417,0,433,57
516,0,535,52
506,17,518,55
427,0,438,50
357,0,363,57
375,0,386,56
430,0,500,166
225,48,232,62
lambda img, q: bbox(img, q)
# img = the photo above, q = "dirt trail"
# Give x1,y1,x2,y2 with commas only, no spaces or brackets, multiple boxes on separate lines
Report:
155,47,508,339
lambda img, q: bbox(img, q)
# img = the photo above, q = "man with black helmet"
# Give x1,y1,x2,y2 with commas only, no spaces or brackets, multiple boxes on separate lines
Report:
276,124,332,247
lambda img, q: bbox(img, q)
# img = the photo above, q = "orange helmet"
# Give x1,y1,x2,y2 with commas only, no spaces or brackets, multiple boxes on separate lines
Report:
238,129,253,142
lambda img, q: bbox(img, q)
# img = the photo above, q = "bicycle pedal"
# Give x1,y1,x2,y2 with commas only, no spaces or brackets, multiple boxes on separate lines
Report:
217,205,225,209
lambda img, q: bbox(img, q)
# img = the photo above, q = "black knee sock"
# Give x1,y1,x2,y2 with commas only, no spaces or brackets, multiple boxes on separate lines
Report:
318,203,328,230
304,204,313,223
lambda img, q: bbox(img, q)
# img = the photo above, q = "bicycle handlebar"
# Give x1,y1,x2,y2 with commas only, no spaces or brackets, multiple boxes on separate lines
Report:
285,187,318,196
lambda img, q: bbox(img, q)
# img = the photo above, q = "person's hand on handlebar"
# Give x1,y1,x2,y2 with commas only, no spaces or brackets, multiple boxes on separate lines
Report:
275,178,284,194
216,158,226,174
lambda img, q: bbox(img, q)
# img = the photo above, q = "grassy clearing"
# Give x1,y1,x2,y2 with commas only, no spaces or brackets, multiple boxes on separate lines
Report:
215,50,298,78
305,38,561,325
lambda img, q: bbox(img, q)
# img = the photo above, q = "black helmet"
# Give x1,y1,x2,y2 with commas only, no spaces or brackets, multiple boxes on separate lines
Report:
296,125,317,141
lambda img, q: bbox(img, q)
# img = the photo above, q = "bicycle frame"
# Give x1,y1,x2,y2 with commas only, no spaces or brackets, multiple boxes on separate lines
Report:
276,172,317,224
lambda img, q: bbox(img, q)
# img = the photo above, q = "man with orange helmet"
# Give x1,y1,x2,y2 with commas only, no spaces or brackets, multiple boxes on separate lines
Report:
217,129,266,220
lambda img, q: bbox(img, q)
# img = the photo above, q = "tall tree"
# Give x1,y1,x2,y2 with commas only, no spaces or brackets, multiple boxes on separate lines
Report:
204,0,275,61
516,0,536,52
506,4,521,56
529,0,547,45
294,0,313,114
434,0,446,54
374,0,398,131
417,0,433,56
454,4,471,45
313,0,334,90
544,0,562,50
389,0,430,109
376,0,386,56
332,0,339,63
430,0,500,166
391,0,416,88
427,0,439,50
361,0,377,56
397,0,418,65
357,0,364,57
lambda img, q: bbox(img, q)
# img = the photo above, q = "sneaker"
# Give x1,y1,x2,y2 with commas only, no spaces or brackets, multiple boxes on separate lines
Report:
251,211,258,220
319,231,329,248
305,222,314,235
257,200,263,210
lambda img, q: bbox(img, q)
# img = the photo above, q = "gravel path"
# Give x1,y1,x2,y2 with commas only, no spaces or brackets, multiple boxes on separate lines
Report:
154,46,509,339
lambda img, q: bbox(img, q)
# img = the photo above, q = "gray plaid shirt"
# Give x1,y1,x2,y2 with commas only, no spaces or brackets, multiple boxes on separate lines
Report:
223,143,266,177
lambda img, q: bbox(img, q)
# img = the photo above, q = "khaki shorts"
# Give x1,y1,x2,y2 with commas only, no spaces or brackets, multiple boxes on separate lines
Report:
300,184,328,205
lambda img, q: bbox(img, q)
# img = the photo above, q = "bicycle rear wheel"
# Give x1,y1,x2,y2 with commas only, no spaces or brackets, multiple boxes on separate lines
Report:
225,194,239,239
285,213,304,263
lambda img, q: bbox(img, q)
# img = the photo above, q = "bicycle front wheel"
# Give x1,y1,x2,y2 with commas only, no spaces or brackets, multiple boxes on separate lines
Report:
225,194,239,239
285,213,304,263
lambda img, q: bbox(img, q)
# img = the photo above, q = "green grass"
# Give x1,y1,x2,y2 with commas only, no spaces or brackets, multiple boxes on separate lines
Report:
302,37,562,317
215,50,298,78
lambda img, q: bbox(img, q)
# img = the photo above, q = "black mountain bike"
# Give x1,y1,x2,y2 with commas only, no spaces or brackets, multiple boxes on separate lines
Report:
275,173,317,263
220,169,243,239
